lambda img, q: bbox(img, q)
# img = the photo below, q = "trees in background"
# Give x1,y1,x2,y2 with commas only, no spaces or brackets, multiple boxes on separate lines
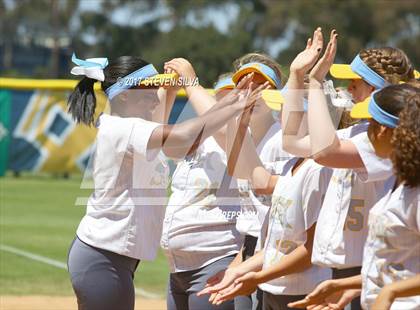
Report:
2,0,419,85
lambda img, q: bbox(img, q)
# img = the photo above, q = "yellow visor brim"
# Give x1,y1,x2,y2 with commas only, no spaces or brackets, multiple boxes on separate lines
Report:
350,96,372,119
330,64,361,80
262,89,284,111
232,66,277,88
215,85,235,93
139,73,178,86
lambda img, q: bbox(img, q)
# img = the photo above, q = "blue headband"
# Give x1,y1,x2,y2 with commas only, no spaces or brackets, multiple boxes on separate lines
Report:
214,77,234,91
105,64,159,100
237,62,282,89
350,55,390,89
368,91,399,128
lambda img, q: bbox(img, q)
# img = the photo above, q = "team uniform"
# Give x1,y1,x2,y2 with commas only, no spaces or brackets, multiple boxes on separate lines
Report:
161,137,243,310
234,121,292,310
68,114,169,310
259,159,332,309
311,123,394,310
361,183,420,310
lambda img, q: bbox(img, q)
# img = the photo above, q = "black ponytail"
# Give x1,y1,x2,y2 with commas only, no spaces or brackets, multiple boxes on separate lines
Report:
68,77,97,126
68,55,150,126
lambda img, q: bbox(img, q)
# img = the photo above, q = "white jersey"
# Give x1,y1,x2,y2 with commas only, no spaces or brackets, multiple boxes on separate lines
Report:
351,131,394,182
236,121,293,237
77,114,169,260
259,159,333,295
312,124,392,268
160,137,242,272
361,184,420,310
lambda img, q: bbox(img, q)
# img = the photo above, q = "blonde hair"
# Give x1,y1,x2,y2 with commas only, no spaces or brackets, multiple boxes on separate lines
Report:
233,52,284,88
359,47,415,84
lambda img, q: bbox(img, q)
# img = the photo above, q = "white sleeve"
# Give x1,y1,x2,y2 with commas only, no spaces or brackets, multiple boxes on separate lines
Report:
129,118,161,161
350,131,394,182
302,166,333,230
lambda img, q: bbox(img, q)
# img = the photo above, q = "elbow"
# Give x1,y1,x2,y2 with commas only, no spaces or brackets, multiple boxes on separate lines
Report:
281,137,293,154
253,187,272,196
252,179,274,196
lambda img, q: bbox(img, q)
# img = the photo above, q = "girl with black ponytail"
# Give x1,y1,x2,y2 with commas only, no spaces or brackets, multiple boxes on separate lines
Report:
66,54,266,310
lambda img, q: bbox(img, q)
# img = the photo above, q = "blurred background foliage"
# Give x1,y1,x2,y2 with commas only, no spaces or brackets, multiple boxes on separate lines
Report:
1,0,419,86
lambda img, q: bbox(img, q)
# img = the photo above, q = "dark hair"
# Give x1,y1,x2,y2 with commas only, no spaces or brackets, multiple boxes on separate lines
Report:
68,56,149,126
373,83,417,117
390,83,420,187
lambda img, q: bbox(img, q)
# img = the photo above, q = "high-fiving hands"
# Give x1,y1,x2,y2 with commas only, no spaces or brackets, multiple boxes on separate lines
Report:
309,29,338,84
290,27,324,75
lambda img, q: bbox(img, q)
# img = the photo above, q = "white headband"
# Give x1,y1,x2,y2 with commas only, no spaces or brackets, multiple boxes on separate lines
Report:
70,53,109,82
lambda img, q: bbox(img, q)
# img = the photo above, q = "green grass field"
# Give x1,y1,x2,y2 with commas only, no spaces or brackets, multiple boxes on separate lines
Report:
0,175,169,296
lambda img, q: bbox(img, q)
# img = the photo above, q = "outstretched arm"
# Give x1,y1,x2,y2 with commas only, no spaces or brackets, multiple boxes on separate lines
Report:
164,58,228,149
372,274,420,310
282,27,323,157
148,75,265,158
226,107,278,195
288,275,362,309
307,29,364,169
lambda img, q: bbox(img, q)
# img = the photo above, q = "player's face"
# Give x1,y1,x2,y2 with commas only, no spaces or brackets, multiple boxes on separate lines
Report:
122,88,160,119
347,79,375,103
367,119,394,158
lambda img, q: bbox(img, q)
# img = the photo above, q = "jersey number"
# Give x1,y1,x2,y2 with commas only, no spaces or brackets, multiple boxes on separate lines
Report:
344,199,364,232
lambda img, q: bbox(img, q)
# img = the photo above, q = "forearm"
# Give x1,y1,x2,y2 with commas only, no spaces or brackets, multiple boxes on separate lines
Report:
186,85,217,115
153,88,177,124
251,168,278,196
186,85,227,149
333,275,362,290
229,248,244,268
307,79,340,157
253,243,312,284
161,103,241,153
226,112,262,179
233,250,264,276
282,72,312,157
381,274,420,300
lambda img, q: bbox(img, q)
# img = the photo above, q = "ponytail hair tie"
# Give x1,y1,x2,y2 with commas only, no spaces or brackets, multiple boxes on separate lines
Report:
70,53,109,82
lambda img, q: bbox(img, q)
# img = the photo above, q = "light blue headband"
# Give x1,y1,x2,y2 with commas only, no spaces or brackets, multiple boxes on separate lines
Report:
104,64,159,100
238,62,282,89
368,90,399,128
214,76,234,91
350,54,390,89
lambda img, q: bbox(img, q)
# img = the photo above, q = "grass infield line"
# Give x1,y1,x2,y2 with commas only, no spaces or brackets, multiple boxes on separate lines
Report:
0,243,163,299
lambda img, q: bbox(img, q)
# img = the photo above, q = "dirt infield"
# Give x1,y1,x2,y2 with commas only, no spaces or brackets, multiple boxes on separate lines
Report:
0,296,166,310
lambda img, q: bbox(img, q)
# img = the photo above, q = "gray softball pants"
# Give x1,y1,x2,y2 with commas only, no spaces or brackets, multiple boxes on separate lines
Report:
67,237,140,310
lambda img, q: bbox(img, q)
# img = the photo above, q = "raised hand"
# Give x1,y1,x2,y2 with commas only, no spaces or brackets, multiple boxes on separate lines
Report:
290,27,324,75
309,29,338,83
164,58,197,83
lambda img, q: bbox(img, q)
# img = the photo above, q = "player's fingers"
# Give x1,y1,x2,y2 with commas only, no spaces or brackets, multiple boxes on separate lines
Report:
309,304,329,310
236,73,254,90
209,291,218,303
306,37,312,49
288,298,311,309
